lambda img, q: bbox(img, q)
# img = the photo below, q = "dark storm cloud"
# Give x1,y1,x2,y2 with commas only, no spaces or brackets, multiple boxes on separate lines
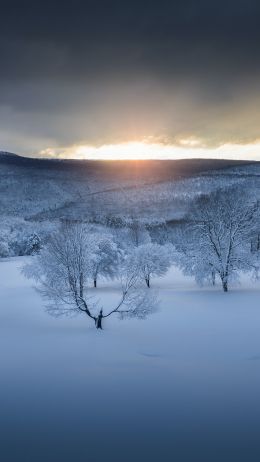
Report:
1,0,260,153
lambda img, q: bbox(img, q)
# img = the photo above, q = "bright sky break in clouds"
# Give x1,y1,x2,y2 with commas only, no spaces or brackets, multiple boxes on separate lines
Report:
38,141,260,161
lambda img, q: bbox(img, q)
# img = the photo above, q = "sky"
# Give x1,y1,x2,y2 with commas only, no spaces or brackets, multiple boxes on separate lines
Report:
1,0,260,160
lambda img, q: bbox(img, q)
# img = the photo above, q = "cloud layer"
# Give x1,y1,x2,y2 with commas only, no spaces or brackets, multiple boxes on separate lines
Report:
1,0,260,156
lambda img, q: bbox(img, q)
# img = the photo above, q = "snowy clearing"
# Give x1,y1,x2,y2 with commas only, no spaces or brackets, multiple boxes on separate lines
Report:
1,258,260,461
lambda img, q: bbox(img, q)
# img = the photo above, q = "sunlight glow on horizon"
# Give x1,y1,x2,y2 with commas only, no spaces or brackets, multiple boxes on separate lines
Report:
39,140,260,161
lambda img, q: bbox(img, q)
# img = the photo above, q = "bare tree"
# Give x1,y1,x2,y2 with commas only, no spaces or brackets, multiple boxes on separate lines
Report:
174,188,259,291
23,224,157,329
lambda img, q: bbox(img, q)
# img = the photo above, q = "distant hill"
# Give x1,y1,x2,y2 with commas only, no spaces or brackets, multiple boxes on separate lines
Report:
0,151,255,182
0,151,259,225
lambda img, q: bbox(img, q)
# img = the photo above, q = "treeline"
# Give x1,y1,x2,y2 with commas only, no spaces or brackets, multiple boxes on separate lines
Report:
3,185,260,295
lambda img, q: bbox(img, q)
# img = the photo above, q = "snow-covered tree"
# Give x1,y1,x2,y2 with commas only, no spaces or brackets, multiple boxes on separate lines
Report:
89,234,122,287
23,224,157,330
174,189,259,291
127,219,151,247
0,239,9,258
25,233,41,255
147,220,169,245
110,218,152,257
128,243,172,288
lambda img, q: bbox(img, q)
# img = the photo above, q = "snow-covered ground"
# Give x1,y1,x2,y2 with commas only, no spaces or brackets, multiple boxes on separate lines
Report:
1,258,260,461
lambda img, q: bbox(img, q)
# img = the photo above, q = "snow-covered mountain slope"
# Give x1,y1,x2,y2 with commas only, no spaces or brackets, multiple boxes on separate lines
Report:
0,151,259,223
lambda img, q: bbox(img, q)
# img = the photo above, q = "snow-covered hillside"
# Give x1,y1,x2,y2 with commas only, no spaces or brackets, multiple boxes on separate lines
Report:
0,152,258,222
1,257,260,461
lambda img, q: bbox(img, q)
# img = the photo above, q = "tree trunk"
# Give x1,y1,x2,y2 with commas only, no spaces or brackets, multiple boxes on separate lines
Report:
94,278,97,288
222,279,228,292
211,271,216,286
145,277,150,288
80,272,84,297
96,310,103,329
